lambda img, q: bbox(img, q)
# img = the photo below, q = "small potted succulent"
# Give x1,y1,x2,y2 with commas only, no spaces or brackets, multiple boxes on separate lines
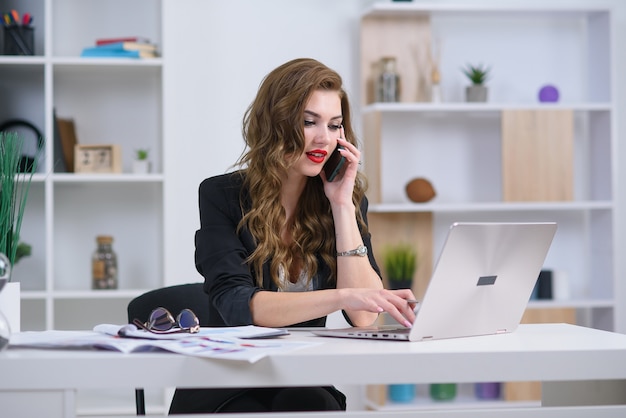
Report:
462,63,491,102
383,243,418,403
132,148,151,174
383,243,417,290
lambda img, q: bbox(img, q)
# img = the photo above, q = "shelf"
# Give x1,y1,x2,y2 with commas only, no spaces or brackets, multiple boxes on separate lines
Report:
363,102,613,114
527,299,614,310
369,201,613,213
51,173,164,183
0,56,46,65
0,57,163,67
20,289,148,300
366,397,539,412
363,3,611,18
51,57,163,68
51,289,146,300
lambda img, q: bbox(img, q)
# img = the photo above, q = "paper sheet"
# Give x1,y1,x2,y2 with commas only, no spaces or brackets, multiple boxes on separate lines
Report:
10,327,317,363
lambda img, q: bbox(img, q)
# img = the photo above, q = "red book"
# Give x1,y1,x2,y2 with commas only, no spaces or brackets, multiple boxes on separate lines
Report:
96,36,150,46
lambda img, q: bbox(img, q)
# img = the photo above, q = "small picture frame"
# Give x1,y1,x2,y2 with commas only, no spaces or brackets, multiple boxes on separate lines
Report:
74,144,122,173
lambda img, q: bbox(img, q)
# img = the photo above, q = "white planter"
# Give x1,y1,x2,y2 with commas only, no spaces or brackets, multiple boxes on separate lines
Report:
132,160,151,174
0,281,20,333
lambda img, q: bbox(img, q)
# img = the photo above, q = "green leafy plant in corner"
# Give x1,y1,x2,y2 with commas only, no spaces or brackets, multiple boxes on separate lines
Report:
135,148,149,160
383,244,417,283
0,131,42,276
461,63,491,85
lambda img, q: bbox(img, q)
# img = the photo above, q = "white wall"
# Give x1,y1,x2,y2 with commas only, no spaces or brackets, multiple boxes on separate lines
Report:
162,0,376,284
162,0,626,332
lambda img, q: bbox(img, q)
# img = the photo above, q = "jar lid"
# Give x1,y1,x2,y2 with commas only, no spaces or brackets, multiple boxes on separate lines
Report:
96,235,113,244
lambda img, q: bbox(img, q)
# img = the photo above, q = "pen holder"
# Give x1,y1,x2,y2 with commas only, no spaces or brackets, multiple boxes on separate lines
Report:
2,26,34,55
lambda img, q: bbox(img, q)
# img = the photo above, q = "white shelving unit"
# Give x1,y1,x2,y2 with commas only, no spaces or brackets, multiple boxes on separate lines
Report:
359,2,616,407
0,0,164,331
360,1,616,330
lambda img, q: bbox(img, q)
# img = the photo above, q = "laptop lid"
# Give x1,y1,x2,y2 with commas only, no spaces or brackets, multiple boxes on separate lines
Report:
409,221,557,341
314,222,557,342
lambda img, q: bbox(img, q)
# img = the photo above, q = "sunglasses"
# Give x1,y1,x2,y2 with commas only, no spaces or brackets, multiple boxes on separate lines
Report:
133,307,200,334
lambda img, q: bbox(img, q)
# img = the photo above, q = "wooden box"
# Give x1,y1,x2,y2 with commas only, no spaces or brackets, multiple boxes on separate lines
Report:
74,144,122,173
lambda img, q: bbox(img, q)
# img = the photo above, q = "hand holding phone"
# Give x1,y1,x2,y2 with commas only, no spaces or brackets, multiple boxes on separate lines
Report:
324,125,347,182
323,144,346,182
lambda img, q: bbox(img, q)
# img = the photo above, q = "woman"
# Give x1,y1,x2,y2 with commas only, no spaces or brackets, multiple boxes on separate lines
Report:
170,58,417,414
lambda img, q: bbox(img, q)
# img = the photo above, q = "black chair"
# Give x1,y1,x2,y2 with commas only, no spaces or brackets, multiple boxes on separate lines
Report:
127,283,211,415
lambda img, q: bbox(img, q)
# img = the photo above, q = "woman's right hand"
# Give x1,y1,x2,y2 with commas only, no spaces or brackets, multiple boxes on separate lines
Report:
339,288,418,328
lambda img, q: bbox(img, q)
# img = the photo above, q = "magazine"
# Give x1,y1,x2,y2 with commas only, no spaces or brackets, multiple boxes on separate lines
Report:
10,326,315,363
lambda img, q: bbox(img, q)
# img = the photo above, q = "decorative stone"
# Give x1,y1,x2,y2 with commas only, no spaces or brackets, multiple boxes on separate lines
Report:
538,85,559,102
405,178,436,203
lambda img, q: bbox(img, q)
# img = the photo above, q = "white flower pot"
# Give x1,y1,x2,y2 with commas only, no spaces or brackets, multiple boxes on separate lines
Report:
132,160,151,174
0,281,20,333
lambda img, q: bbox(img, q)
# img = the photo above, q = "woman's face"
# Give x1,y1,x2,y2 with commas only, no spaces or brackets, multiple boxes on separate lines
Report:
291,89,343,179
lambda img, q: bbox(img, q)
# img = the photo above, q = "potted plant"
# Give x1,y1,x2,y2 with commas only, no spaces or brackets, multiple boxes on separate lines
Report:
132,148,151,174
0,130,41,335
461,63,491,102
383,243,417,290
383,243,418,403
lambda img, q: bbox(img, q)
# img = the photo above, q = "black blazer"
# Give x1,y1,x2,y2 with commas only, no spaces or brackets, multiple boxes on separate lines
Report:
171,171,374,414
194,171,381,327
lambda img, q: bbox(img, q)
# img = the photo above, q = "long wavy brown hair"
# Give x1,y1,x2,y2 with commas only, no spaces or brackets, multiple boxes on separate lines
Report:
236,58,368,288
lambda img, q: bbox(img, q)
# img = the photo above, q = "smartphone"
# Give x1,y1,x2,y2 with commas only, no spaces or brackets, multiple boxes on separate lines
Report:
323,144,346,182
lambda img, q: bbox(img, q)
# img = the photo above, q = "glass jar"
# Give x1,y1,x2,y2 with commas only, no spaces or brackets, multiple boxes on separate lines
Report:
388,384,416,403
377,56,400,102
92,235,118,290
430,383,457,401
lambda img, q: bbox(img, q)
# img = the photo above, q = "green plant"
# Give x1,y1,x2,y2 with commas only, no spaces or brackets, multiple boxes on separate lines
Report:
15,242,31,264
383,244,417,282
135,148,149,160
0,131,42,274
461,63,491,85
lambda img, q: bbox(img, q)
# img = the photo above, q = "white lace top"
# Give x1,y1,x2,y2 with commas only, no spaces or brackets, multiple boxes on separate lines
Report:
278,265,314,292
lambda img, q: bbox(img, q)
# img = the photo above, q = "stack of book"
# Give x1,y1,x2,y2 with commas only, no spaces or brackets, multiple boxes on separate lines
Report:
80,36,158,59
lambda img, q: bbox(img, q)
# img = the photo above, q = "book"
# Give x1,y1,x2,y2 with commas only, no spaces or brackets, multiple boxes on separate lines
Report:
95,36,151,46
95,41,157,52
54,112,78,173
80,47,156,59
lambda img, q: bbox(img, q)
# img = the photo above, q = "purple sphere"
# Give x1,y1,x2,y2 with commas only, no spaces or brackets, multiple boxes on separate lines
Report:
539,85,559,102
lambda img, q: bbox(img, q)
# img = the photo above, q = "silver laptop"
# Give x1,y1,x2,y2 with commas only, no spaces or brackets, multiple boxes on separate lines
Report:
314,222,557,342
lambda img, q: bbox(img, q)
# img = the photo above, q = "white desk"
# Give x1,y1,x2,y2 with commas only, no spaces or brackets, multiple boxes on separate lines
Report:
2,323,626,418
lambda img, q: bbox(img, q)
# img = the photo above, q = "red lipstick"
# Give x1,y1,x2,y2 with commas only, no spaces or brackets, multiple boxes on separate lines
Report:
306,149,327,164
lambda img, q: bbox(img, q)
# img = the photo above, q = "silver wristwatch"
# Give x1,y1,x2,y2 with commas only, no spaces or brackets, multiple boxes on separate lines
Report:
336,244,368,257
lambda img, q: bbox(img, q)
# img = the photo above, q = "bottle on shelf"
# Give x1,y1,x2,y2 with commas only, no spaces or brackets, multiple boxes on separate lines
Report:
376,56,400,102
430,67,442,103
92,235,118,290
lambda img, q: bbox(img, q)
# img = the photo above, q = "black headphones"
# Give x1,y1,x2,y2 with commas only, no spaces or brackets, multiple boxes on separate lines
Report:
0,119,44,172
